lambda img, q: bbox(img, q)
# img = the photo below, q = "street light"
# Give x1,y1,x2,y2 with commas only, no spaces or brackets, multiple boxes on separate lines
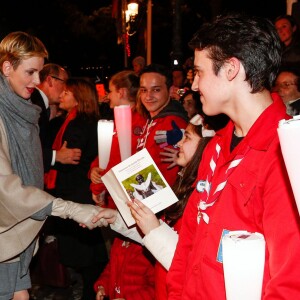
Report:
122,0,139,67
128,0,151,65
122,0,151,67
127,2,139,16
126,1,139,34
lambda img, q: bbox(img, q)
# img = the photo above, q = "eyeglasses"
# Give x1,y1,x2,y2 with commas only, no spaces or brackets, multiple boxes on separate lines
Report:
50,75,65,83
274,82,297,89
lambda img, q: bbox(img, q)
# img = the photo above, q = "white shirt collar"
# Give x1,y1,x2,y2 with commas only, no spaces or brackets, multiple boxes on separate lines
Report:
36,87,49,109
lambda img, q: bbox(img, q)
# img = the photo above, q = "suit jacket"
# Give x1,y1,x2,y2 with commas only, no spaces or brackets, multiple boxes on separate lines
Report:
31,89,53,172
290,98,300,116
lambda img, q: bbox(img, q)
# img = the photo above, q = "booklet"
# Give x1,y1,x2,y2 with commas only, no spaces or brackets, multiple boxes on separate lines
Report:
102,148,179,227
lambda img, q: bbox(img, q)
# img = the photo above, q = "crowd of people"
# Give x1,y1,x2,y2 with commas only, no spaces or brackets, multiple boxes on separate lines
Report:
0,10,300,300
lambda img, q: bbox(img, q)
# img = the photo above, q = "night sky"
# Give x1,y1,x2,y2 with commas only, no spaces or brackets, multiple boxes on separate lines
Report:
0,0,286,79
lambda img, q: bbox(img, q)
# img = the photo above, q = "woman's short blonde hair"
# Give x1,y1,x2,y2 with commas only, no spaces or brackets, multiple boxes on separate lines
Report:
0,31,48,73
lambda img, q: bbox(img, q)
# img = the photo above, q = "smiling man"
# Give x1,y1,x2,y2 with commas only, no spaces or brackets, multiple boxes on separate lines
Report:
136,64,188,185
167,14,300,299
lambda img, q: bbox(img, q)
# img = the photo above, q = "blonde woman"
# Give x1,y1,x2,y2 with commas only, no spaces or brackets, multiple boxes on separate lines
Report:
0,32,104,300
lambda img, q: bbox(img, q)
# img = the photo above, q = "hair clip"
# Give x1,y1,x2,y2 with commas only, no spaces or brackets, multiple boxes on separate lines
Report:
190,114,203,126
190,114,215,137
202,128,215,137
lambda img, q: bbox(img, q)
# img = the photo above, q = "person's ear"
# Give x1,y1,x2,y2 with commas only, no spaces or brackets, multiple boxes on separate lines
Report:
225,57,240,81
2,61,12,77
119,87,127,99
46,75,53,87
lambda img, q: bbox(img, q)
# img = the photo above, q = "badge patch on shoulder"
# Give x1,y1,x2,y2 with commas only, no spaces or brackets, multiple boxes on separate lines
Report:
216,229,230,263
196,180,206,193
133,126,143,136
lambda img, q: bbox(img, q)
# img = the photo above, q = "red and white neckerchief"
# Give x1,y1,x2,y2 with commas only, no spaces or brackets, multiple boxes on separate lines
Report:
197,142,250,224
136,119,156,151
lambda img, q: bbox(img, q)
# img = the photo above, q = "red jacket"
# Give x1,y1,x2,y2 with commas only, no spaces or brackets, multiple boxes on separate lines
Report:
136,100,188,185
167,94,300,299
94,237,155,299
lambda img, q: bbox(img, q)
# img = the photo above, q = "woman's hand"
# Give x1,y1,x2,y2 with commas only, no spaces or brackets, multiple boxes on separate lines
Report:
96,285,106,300
92,208,118,225
128,199,160,235
160,147,179,169
90,167,103,184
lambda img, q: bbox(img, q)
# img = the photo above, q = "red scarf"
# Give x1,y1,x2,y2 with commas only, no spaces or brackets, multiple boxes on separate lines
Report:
44,107,77,189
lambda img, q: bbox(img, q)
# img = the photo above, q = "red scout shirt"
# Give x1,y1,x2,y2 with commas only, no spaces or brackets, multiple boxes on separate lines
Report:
167,93,300,299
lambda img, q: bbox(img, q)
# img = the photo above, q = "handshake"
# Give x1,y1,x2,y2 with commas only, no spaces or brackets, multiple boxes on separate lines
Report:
51,198,110,229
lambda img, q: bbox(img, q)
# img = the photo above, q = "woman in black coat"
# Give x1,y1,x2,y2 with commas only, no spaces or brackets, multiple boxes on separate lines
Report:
45,78,108,300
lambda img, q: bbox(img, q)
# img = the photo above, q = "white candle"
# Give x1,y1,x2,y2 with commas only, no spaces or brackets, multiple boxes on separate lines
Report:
114,105,132,161
222,231,265,300
278,116,300,215
97,120,114,169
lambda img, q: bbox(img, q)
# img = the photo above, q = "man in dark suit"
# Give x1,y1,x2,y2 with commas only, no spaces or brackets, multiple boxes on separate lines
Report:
31,63,81,172
30,65,83,293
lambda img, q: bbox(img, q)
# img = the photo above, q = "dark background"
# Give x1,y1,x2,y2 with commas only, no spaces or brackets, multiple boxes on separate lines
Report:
0,0,287,80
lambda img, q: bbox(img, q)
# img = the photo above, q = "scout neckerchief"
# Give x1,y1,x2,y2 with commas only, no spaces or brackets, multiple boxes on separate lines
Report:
197,139,250,224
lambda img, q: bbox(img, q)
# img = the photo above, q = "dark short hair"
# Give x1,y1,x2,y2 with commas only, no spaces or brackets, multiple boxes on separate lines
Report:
275,14,297,28
179,90,202,115
39,63,67,83
171,66,186,76
278,66,300,77
132,56,145,67
140,63,172,90
189,14,282,92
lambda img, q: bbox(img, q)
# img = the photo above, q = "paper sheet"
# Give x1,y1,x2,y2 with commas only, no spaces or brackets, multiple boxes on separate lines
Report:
278,116,300,215
222,231,265,300
97,120,114,169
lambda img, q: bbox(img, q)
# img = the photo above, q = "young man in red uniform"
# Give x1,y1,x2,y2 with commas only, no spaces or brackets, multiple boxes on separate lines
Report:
167,14,300,299
136,64,188,185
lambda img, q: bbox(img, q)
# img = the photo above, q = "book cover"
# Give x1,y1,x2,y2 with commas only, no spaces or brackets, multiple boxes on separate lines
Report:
102,148,179,227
